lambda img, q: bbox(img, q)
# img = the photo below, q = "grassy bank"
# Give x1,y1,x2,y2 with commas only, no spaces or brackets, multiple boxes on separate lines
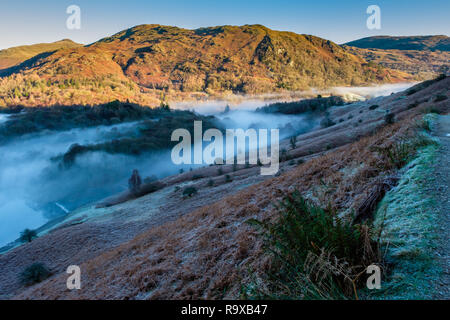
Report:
368,138,440,299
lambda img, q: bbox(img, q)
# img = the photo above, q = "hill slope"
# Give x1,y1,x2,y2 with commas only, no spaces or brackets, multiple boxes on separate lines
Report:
0,40,82,71
344,46,450,79
2,76,448,299
344,36,450,79
0,25,411,107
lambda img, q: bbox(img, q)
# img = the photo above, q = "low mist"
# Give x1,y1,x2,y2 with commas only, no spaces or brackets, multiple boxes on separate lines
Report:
0,83,415,247
0,122,182,246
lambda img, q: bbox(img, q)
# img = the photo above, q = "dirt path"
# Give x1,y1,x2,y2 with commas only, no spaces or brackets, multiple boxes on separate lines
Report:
432,114,450,299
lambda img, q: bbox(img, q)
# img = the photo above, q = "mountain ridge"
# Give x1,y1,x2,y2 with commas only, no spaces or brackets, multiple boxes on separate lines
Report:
0,24,412,107
344,35,450,51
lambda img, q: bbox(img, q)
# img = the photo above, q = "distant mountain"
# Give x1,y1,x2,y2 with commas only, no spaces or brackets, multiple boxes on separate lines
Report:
0,25,411,107
344,35,450,51
0,39,82,70
343,36,450,79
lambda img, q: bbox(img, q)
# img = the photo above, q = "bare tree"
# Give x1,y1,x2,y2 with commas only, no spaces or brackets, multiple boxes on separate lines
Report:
128,169,142,195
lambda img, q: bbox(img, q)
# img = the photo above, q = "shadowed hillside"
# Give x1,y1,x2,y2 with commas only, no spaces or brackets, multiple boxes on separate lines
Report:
345,35,450,51
0,25,411,107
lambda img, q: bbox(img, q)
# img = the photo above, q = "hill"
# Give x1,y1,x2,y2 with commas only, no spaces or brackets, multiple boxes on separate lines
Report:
344,35,450,51
0,40,82,71
344,46,450,79
344,36,450,79
0,25,411,107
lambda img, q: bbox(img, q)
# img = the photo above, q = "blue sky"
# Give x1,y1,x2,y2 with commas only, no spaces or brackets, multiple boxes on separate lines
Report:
0,0,449,49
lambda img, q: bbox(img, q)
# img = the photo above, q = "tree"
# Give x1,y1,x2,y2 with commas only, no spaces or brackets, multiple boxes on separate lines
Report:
384,110,395,124
20,229,37,243
128,169,142,195
290,136,297,150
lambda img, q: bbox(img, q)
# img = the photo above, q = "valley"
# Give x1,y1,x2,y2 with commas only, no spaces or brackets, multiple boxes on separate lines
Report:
0,75,447,299
0,18,448,302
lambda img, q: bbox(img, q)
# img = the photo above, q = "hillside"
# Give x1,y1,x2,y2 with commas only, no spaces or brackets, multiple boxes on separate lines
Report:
343,35,450,79
1,76,448,299
344,46,450,79
0,40,82,71
344,35,450,51
0,25,411,107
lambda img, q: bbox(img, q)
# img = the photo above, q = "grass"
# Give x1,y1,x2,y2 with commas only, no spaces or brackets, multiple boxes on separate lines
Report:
375,131,438,170
366,142,440,299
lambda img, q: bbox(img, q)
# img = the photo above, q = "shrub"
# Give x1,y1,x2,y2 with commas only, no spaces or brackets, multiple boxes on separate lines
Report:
421,106,443,115
217,168,223,175
225,174,232,183
369,105,379,110
20,263,51,286
280,148,288,161
408,102,419,109
20,229,37,243
247,192,379,299
207,179,214,187
416,117,432,132
192,174,203,181
376,140,413,169
290,136,297,150
384,112,395,125
434,94,447,102
375,135,436,169
183,186,197,198
320,115,336,128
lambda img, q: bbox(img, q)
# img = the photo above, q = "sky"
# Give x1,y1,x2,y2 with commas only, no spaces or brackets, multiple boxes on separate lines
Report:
0,0,449,50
